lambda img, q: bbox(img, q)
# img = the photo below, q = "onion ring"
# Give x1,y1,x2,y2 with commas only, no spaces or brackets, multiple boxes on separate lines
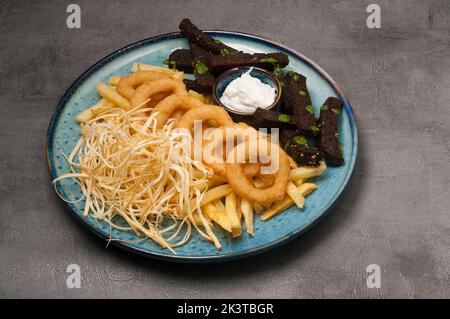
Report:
130,78,187,109
178,105,233,133
203,124,258,176
153,95,204,128
225,140,290,204
116,70,173,100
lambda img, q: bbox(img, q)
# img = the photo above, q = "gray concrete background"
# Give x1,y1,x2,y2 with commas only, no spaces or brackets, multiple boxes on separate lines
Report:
0,0,449,298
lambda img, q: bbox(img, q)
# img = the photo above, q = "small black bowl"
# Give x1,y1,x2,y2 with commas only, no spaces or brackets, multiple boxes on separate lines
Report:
212,66,282,115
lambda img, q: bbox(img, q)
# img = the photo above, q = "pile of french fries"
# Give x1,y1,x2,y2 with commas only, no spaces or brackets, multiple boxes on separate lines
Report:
189,161,326,238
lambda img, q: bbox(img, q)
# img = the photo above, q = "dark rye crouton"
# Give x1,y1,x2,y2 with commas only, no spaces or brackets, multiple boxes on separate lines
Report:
184,74,216,93
279,129,297,148
208,52,289,75
184,41,216,93
252,108,297,130
318,97,344,166
286,143,323,167
281,134,323,167
179,18,238,55
282,71,318,136
167,49,194,73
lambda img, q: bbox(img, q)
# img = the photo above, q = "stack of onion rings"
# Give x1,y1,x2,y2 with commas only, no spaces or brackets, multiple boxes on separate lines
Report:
225,140,290,204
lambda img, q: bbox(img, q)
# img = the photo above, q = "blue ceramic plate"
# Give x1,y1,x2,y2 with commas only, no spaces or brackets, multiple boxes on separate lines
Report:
47,31,358,263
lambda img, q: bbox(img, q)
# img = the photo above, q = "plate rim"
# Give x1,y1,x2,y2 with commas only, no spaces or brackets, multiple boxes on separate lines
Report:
47,30,358,263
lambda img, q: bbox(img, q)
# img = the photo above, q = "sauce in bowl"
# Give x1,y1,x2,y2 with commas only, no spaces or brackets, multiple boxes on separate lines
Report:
219,69,277,113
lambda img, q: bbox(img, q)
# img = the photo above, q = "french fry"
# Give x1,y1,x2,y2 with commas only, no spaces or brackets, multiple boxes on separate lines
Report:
190,184,232,208
236,196,243,222
108,75,121,86
293,178,304,187
287,182,305,208
241,198,254,236
132,63,184,81
192,212,211,226
75,99,112,123
261,182,318,221
96,82,130,109
261,196,293,221
289,161,327,181
287,155,298,169
297,182,318,196
204,203,232,232
213,199,226,215
225,192,241,237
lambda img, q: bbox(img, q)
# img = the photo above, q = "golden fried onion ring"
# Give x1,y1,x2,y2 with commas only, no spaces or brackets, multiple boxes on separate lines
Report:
178,105,233,132
225,140,290,204
203,124,258,176
116,70,174,100
130,78,187,109
153,95,204,128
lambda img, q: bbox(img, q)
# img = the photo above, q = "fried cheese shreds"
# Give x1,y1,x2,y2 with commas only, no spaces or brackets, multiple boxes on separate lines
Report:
318,97,344,166
282,71,318,136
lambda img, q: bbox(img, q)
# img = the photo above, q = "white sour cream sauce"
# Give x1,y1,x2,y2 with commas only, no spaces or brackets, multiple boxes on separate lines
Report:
219,70,276,113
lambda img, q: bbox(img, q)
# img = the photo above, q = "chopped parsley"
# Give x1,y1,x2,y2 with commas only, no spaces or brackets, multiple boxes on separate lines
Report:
213,38,222,44
332,107,341,115
339,145,344,156
278,114,292,123
320,104,329,111
273,64,282,76
259,57,278,64
163,58,176,70
335,132,340,139
193,60,209,75
287,71,301,82
284,141,291,152
310,124,320,135
220,46,238,56
306,104,314,114
293,135,308,145
298,90,307,96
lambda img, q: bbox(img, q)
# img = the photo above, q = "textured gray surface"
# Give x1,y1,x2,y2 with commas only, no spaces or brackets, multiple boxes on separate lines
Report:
0,0,449,298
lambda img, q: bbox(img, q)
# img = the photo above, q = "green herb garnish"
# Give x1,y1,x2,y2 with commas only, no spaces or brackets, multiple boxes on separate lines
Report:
320,104,329,111
220,47,238,56
339,145,344,155
287,71,301,82
278,114,292,123
163,58,169,65
299,90,307,96
306,104,314,114
284,141,291,152
193,61,209,75
213,38,222,44
260,57,278,64
293,135,308,145
273,64,282,76
335,132,340,139
331,107,341,115
310,124,320,135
